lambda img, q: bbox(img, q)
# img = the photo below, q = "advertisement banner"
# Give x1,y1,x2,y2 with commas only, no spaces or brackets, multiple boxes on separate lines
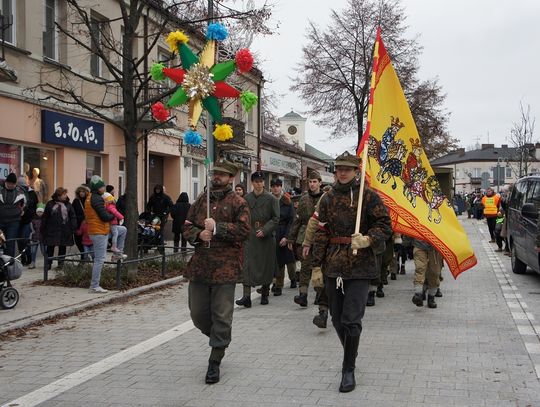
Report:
261,149,301,177
0,143,20,181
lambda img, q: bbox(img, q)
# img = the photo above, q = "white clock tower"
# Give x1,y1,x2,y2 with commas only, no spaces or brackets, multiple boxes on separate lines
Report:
279,110,307,151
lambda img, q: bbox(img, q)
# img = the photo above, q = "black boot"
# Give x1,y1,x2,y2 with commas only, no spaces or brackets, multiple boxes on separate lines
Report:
235,296,251,308
412,292,423,307
339,334,360,392
205,360,220,384
427,295,437,309
400,264,406,274
376,285,385,298
366,291,375,306
312,309,328,329
390,272,397,280
270,284,276,293
314,287,322,305
290,279,297,289
294,293,308,307
435,288,443,297
260,285,270,305
273,287,282,296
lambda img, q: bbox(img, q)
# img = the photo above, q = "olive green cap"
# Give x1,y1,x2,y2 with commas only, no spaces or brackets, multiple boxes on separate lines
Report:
307,170,322,180
334,151,360,168
213,158,238,176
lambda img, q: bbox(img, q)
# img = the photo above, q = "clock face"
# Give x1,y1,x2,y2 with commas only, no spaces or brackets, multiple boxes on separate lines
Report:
288,125,297,135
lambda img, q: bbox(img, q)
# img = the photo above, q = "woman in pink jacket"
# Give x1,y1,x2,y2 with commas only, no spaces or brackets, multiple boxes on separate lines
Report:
103,192,127,260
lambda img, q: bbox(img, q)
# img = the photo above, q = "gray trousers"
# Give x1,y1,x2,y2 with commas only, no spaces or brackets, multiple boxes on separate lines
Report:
188,282,236,349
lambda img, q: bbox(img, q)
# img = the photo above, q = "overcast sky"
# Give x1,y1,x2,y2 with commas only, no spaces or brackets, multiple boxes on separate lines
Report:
249,0,540,157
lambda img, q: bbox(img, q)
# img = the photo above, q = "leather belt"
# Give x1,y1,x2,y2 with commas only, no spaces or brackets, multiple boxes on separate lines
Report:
329,237,351,245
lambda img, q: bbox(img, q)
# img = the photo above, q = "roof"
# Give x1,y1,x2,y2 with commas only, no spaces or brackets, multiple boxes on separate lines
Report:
431,144,539,166
282,110,304,119
305,144,334,162
261,135,327,163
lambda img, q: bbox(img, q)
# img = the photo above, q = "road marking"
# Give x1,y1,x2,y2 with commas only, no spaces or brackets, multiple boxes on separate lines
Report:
483,240,540,379
2,290,262,407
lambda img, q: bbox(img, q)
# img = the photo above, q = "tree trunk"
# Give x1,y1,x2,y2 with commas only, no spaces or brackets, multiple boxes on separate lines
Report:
124,130,139,277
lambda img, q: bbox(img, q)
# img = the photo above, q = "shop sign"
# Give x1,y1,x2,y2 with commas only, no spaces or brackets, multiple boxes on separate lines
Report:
261,149,301,176
186,144,206,157
41,110,104,151
223,152,251,168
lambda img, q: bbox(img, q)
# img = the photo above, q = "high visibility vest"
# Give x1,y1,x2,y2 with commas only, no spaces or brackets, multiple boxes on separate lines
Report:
482,194,500,217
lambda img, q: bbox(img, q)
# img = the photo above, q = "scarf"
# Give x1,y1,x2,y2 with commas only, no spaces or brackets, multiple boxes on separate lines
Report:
52,201,69,223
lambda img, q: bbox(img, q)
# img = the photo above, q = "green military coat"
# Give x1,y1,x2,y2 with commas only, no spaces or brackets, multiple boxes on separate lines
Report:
243,190,279,286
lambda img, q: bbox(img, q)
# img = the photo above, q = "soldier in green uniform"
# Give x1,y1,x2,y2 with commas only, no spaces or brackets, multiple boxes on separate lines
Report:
236,171,279,307
183,159,250,384
312,151,392,392
287,170,328,328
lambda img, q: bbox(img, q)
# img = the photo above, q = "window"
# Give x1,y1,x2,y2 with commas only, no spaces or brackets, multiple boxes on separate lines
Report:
0,0,15,45
506,166,512,178
157,48,173,88
192,162,200,199
473,168,481,178
510,180,527,209
529,181,540,211
90,18,103,77
23,147,54,204
43,0,58,60
118,159,125,195
86,154,102,184
247,109,254,132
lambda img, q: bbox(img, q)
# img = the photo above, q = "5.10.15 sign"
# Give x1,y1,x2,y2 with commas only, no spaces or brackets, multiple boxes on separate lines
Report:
41,110,104,151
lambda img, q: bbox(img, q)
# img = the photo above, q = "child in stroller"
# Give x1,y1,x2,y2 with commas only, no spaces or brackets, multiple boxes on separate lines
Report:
137,212,163,253
0,229,23,309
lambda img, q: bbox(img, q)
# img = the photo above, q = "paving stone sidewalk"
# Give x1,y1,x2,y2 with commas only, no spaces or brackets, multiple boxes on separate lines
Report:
1,217,540,406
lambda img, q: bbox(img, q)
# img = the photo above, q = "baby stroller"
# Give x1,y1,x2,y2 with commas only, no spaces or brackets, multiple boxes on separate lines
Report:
137,212,163,254
0,231,23,309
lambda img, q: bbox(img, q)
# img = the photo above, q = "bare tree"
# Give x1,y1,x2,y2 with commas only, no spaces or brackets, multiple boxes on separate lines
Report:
509,102,537,177
291,0,455,157
29,0,271,261
407,78,458,159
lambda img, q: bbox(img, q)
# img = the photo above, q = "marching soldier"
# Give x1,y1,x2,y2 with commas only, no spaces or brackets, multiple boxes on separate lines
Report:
236,171,279,307
183,159,250,384
288,170,328,328
312,151,392,392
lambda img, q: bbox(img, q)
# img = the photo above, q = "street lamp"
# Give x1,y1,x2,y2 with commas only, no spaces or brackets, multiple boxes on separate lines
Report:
495,156,506,193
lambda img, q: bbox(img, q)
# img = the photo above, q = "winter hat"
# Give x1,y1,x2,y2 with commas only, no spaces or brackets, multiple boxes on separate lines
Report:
90,175,106,191
18,176,28,187
102,192,115,203
6,173,17,183
36,203,46,213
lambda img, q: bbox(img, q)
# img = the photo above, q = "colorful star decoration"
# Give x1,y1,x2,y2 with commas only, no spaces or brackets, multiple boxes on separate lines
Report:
150,23,258,145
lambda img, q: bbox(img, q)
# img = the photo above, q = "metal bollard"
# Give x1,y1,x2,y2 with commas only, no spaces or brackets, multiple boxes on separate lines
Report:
161,247,166,278
44,252,49,281
116,259,122,290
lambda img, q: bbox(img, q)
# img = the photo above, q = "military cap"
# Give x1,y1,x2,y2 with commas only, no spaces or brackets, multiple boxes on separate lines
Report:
213,158,238,176
251,170,265,181
307,170,322,180
334,151,360,168
270,178,282,186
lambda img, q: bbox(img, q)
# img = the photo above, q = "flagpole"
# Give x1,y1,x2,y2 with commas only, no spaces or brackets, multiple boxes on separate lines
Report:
353,28,380,256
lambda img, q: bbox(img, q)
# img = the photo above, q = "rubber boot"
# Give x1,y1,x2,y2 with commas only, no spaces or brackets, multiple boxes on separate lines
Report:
339,334,360,392
427,295,437,309
366,291,375,306
312,309,328,329
294,292,308,307
261,284,270,305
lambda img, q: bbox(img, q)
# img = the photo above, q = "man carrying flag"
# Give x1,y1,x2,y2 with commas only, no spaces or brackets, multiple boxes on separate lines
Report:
312,151,392,393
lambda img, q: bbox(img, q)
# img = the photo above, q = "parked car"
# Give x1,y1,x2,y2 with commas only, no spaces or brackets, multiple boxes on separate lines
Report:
507,175,540,274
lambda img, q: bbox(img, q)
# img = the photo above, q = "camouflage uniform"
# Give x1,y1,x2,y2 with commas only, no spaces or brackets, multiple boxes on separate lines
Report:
312,151,392,392
183,159,250,382
411,239,442,308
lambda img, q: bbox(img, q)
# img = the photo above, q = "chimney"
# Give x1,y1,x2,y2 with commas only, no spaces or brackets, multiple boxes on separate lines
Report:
501,144,508,149
481,143,494,150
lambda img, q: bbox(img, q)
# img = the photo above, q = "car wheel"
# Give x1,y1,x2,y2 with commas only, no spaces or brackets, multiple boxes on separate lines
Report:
511,245,527,274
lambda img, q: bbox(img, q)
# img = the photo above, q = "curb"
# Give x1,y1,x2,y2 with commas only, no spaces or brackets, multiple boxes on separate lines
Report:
0,276,186,335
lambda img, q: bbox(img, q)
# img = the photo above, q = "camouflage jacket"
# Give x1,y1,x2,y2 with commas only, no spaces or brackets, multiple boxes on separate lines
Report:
183,186,250,284
288,190,324,245
312,180,392,280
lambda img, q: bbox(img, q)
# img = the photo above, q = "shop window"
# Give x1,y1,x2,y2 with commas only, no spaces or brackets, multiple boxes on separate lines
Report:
0,143,20,183
22,147,54,204
86,154,102,185
118,159,125,195
0,0,16,45
90,17,104,77
43,0,58,60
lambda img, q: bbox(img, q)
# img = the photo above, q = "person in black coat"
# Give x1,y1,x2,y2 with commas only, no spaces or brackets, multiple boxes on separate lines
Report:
72,184,90,258
17,175,38,265
170,192,190,253
41,187,77,270
146,185,173,248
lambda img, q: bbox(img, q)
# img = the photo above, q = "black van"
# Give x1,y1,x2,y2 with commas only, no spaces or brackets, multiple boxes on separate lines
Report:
507,175,540,274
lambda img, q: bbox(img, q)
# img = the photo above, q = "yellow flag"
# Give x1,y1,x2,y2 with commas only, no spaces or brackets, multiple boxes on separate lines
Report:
358,29,477,278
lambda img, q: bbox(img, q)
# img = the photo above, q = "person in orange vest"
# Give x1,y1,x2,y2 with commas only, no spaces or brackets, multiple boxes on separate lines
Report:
481,187,501,242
